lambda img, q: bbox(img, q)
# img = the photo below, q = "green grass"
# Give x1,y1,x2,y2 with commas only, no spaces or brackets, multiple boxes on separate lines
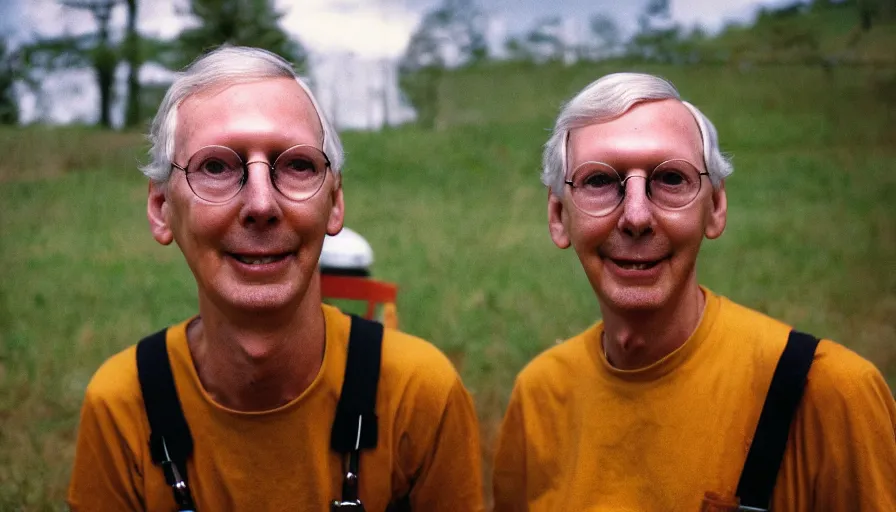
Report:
1,60,895,508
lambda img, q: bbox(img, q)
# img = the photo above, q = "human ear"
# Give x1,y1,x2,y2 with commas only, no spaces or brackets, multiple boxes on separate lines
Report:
326,176,345,236
704,181,727,239
147,181,174,245
548,190,571,249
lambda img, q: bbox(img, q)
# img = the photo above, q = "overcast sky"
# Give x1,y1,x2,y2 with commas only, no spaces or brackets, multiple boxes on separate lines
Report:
1,0,796,127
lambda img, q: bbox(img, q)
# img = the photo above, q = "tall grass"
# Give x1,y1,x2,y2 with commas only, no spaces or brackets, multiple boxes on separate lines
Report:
1,63,894,508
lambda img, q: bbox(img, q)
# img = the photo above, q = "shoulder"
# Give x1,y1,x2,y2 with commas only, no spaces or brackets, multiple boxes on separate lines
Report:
380,327,467,405
83,344,142,410
77,343,150,452
511,325,597,400
323,305,468,407
80,323,192,426
716,295,891,403
519,326,595,382
794,339,896,492
714,294,793,342
805,339,894,408
378,327,479,466
717,294,887,396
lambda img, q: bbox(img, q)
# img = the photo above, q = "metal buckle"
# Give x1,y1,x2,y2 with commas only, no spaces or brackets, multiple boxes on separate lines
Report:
160,437,197,511
332,451,365,510
331,499,365,510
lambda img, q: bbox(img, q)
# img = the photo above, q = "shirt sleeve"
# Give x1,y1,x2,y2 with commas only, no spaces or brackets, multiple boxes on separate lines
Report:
405,376,485,512
784,351,896,511
67,383,145,511
492,382,528,512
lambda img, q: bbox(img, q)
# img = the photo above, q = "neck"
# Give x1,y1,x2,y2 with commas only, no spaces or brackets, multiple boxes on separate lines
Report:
600,283,705,370
187,281,327,412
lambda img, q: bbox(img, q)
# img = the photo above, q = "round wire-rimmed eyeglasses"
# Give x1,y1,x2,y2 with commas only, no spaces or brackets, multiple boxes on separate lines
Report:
170,144,332,204
564,159,710,217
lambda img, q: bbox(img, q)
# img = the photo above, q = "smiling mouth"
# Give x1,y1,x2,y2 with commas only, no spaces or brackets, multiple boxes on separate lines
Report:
610,258,664,270
230,253,291,265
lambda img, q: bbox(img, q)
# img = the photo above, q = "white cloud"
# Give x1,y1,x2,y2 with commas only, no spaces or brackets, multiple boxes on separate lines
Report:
281,5,421,58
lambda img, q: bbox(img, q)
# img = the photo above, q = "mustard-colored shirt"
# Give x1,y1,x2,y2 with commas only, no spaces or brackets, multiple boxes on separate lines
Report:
68,305,484,511
493,289,896,511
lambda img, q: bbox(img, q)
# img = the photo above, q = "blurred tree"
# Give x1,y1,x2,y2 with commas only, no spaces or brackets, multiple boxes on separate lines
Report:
518,16,566,63
123,0,142,127
856,0,896,29
21,0,303,129
175,0,307,71
400,0,488,70
0,39,20,125
17,0,122,128
628,0,685,62
398,0,488,128
60,0,119,128
585,14,621,60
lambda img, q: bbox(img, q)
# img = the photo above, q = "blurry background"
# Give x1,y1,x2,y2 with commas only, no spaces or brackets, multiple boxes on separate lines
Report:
1,0,894,508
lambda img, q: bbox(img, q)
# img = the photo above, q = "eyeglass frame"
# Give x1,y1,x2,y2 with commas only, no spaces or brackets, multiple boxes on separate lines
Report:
563,158,711,218
170,143,333,204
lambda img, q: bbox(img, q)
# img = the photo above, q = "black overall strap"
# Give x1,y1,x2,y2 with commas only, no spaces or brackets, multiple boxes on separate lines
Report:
136,328,197,511
331,315,383,452
736,329,819,511
330,315,383,509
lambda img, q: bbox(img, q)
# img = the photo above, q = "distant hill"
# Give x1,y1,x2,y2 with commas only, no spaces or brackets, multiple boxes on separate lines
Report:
406,0,896,133
707,0,896,66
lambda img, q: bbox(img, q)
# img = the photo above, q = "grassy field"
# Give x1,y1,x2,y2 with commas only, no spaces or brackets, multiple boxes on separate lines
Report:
1,60,894,508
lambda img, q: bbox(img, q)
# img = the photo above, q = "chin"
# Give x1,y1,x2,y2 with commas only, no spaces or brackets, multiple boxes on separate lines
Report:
597,284,672,313
214,282,307,313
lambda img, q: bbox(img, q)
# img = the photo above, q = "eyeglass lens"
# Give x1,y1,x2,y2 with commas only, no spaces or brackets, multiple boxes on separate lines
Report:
183,145,328,203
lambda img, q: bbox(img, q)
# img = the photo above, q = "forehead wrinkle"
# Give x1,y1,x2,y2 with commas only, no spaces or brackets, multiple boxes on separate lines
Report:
174,79,324,159
568,100,703,171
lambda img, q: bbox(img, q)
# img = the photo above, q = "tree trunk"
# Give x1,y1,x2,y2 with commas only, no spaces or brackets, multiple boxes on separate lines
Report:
95,6,114,129
124,0,141,128
96,53,114,128
62,0,119,128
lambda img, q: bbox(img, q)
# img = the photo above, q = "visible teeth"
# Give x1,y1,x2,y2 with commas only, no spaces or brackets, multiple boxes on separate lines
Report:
234,255,281,265
619,262,653,270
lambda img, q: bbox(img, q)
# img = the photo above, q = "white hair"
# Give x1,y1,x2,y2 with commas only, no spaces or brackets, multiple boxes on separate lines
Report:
542,72,733,195
140,45,343,183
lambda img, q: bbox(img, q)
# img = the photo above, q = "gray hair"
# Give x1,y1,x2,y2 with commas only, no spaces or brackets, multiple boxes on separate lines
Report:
542,72,732,195
140,45,343,183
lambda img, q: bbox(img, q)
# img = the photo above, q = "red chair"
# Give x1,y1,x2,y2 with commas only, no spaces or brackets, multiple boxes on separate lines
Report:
319,228,399,328
320,274,399,328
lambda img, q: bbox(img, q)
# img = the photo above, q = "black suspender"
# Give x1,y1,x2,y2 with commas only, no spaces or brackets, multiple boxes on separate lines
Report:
136,329,197,511
136,315,385,512
330,315,383,510
735,329,819,512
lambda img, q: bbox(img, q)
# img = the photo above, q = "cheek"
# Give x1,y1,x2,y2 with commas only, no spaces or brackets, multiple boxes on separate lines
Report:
280,202,336,255
286,197,331,229
567,216,615,256
170,201,233,251
659,210,707,253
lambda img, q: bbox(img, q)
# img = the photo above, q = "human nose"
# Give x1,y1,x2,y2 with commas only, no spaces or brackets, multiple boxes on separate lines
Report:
239,161,282,227
616,174,653,238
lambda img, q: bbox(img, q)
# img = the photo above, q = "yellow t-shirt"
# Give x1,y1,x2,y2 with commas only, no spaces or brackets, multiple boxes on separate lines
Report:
493,289,896,511
68,305,484,511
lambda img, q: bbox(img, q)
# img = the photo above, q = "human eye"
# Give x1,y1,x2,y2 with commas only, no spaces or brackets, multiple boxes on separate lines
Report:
651,166,693,189
199,158,233,176
580,170,618,189
279,156,317,174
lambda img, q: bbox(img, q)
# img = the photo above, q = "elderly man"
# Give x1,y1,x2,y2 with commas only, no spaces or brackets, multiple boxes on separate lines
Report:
492,73,896,511
68,46,484,511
